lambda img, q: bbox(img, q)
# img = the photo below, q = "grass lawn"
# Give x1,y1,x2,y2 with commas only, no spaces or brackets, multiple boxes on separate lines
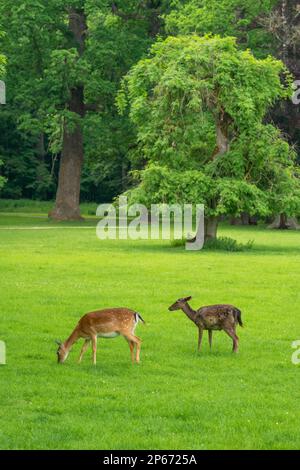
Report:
0,212,299,450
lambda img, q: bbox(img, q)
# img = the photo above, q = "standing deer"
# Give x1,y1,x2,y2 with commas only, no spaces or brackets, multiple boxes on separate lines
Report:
168,296,243,352
55,308,145,365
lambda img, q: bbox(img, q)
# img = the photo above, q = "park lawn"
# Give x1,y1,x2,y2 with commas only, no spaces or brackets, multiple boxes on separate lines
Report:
0,213,299,450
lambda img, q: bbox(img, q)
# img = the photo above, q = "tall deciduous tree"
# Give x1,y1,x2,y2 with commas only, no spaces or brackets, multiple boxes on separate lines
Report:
49,7,87,220
118,35,299,240
0,0,171,219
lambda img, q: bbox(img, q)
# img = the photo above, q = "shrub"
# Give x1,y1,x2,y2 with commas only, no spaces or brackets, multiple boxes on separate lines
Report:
170,236,254,251
204,237,254,252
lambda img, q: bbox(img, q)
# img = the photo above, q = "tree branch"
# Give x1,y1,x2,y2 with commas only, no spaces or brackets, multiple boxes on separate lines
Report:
111,2,145,20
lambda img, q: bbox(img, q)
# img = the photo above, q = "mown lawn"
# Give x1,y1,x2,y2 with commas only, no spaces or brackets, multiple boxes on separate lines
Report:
0,213,299,450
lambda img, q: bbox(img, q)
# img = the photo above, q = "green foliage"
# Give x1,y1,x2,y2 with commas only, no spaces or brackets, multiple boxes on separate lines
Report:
204,236,254,251
0,0,169,201
170,235,255,252
120,35,289,136
219,124,300,217
165,0,278,57
0,50,5,76
0,159,6,191
0,0,299,210
0,110,54,199
120,35,298,223
127,164,270,217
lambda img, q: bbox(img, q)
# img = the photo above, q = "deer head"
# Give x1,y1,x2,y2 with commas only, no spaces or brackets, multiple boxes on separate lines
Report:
55,340,69,364
168,296,192,311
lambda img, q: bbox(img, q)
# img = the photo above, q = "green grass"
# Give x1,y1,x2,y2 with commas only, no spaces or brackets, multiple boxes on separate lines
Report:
0,212,300,450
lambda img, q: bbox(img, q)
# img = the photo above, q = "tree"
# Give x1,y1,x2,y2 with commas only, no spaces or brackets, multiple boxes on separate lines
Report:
0,0,171,219
118,35,300,241
165,0,300,228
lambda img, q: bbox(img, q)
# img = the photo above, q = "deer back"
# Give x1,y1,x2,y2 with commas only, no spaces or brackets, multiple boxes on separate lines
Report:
196,304,237,329
78,308,137,336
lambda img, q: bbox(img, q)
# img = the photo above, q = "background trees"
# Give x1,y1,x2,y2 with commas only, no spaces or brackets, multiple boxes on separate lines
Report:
0,0,299,230
0,0,170,218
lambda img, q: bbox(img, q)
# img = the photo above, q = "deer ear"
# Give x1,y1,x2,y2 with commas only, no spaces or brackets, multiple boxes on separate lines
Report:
184,296,192,301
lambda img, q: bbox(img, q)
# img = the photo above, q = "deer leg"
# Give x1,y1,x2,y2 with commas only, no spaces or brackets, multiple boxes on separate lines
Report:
78,339,91,364
91,335,97,365
224,328,239,353
233,333,239,353
127,340,135,364
208,330,213,350
198,327,203,352
231,326,239,353
123,333,141,363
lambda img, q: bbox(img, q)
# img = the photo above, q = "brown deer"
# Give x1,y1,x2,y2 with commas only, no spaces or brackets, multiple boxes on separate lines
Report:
55,308,145,365
168,296,243,353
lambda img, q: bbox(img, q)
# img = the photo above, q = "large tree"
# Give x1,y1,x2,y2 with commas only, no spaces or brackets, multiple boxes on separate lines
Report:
0,0,171,219
118,35,300,241
165,0,300,229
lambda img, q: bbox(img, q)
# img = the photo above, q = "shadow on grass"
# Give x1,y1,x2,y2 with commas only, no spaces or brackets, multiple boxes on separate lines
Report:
112,239,300,256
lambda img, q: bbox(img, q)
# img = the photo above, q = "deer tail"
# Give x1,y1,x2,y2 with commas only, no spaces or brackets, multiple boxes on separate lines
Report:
135,312,146,325
234,308,243,327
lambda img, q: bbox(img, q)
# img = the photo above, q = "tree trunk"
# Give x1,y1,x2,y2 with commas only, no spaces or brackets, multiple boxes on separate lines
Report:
281,0,289,64
205,216,218,241
277,213,289,229
216,123,229,156
49,87,85,220
268,214,299,230
241,212,250,225
49,9,86,221
211,109,231,159
230,216,241,225
35,133,47,200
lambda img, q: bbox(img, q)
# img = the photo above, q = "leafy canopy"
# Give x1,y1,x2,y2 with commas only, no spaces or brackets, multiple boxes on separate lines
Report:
165,0,278,56
119,34,300,218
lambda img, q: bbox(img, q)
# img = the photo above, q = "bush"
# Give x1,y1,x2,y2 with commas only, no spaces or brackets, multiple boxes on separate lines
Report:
204,237,254,252
170,236,254,251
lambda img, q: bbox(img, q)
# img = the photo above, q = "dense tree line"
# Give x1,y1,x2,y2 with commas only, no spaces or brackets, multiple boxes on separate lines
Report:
0,0,299,225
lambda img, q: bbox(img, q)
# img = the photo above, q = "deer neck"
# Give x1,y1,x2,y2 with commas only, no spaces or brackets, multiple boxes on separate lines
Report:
181,303,197,323
63,328,80,352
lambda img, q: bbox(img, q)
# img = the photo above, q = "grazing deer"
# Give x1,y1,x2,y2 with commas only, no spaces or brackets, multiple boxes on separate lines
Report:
55,308,145,365
168,296,243,353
